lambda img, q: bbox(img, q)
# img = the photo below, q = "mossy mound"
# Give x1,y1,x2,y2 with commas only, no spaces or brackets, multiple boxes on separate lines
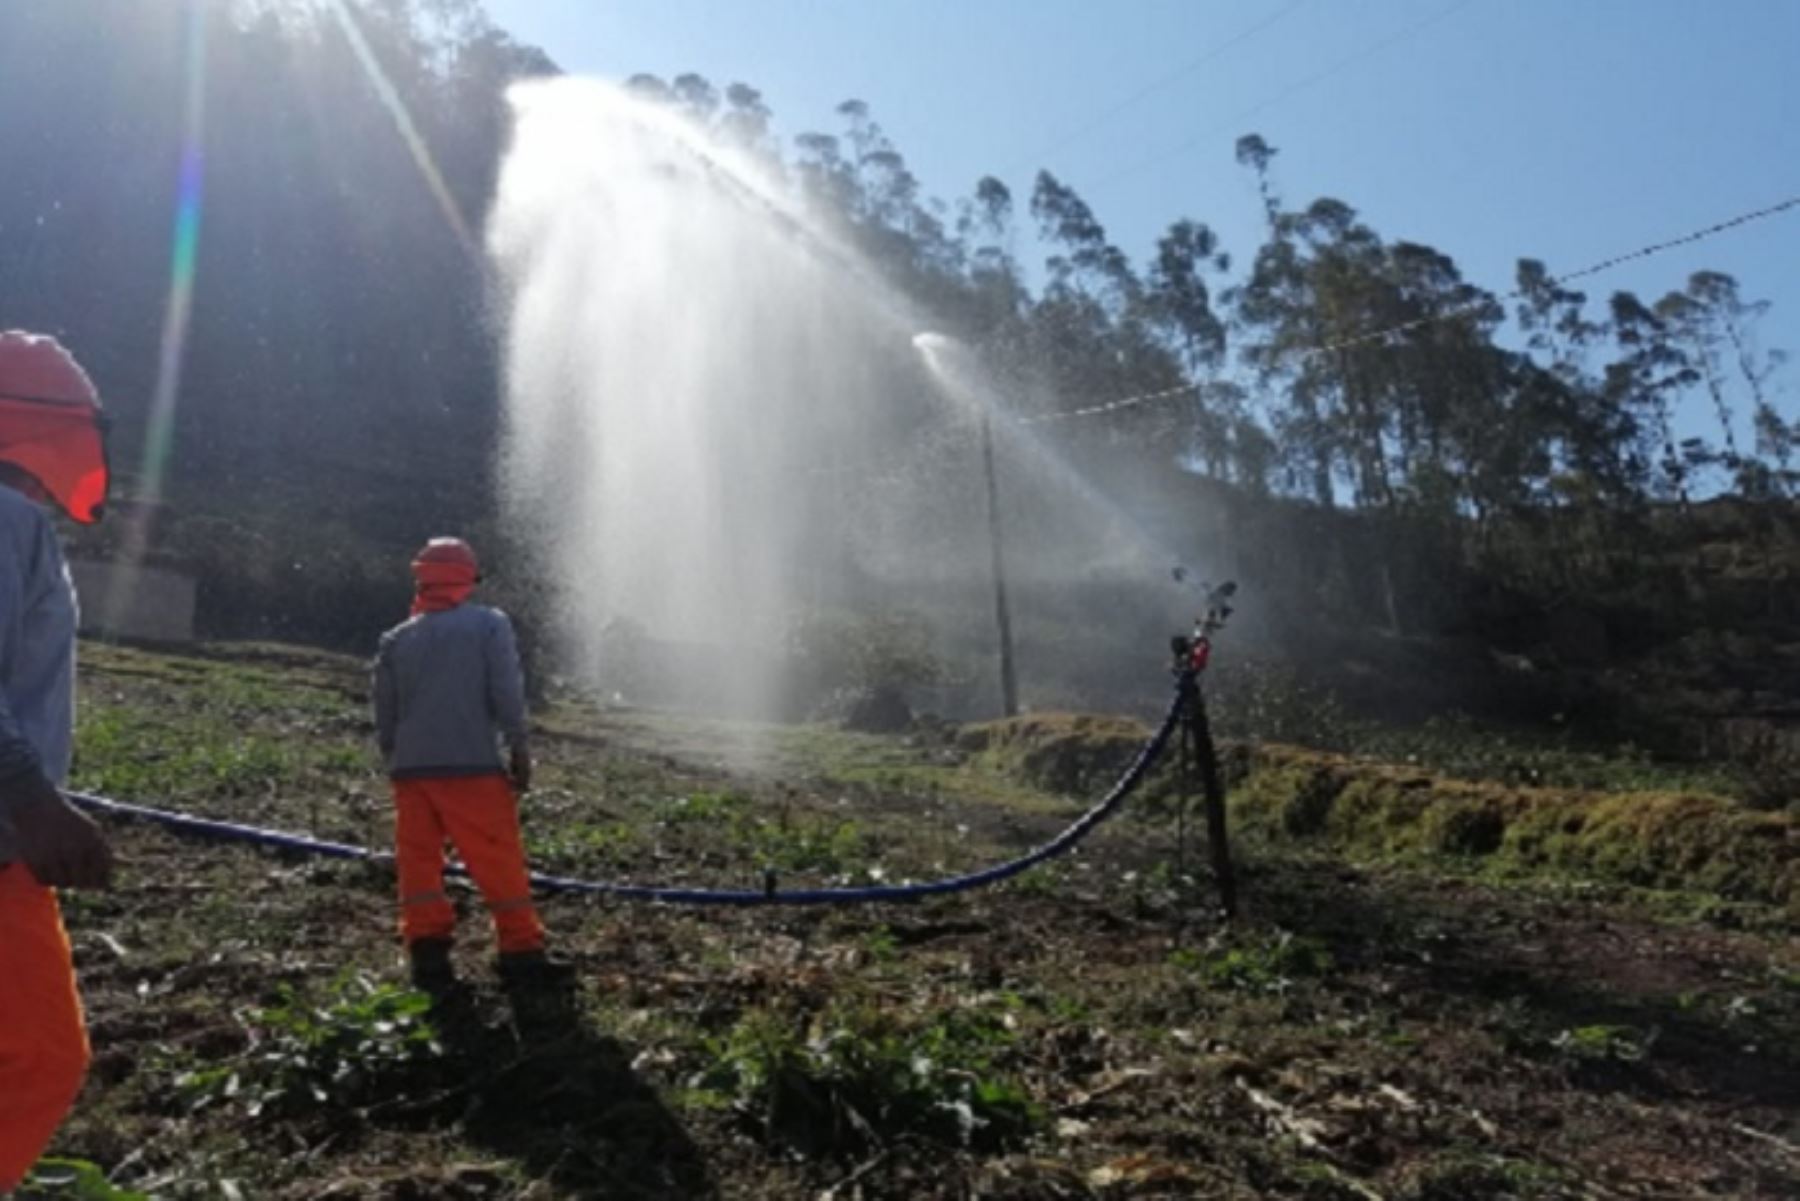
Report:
958,712,1163,797
1236,744,1797,913
964,713,1798,915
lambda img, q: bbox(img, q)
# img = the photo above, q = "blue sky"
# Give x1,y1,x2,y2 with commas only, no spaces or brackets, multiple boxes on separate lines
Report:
485,0,1799,421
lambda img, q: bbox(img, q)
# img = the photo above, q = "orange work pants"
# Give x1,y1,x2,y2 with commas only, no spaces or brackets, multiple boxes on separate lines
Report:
0,863,90,1191
392,775,544,955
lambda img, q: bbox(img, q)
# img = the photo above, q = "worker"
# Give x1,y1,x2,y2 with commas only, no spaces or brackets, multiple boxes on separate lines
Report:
373,537,570,990
0,331,114,1192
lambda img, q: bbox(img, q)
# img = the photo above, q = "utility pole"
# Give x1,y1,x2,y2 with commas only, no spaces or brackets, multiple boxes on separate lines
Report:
981,413,1019,717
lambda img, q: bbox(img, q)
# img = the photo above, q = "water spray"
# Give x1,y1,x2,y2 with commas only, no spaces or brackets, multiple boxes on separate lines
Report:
492,78,1223,725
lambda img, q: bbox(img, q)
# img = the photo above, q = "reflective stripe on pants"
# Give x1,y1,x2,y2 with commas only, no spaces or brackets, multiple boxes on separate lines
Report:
393,775,546,955
0,863,90,1191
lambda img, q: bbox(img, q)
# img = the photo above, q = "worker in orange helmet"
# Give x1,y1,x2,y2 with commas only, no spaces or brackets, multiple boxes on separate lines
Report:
0,331,114,1192
373,537,571,991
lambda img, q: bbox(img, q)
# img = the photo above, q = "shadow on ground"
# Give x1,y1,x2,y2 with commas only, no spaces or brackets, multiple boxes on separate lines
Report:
428,981,717,1200
1248,854,1800,1113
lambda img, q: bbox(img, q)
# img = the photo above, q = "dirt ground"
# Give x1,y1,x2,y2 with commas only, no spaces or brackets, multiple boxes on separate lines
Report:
34,643,1800,1199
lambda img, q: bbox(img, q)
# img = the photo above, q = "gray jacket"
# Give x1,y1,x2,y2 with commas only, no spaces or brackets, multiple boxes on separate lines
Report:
0,485,78,864
372,603,529,780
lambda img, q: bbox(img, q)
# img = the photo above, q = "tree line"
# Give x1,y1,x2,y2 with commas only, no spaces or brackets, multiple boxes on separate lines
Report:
0,0,1790,658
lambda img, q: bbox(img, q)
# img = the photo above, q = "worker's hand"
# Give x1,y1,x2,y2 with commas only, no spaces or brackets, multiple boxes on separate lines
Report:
509,746,533,795
5,773,113,889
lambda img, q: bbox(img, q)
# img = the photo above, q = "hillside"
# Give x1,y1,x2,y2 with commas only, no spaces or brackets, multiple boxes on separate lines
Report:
27,640,1799,1199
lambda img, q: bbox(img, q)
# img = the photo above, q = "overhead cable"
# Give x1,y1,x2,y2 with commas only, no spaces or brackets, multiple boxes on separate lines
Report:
1019,191,1800,425
1083,0,1479,196
1003,0,1309,178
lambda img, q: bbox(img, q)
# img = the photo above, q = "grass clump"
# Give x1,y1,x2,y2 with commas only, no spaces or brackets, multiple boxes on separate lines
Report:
173,973,441,1120
656,788,751,824
1230,745,1798,913
75,707,303,802
1400,1152,1566,1200
20,1159,149,1200
1169,929,1334,994
958,712,1158,797
527,820,642,868
1550,1023,1655,1065
698,998,1041,1154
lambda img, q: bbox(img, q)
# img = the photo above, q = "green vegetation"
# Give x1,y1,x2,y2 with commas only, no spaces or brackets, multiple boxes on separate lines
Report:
1400,1153,1567,1201
957,707,1798,915
959,712,1160,796
1352,715,1749,798
698,997,1040,1152
1550,1023,1655,1065
174,975,442,1120
655,789,752,824
74,643,372,816
40,640,1800,1199
1169,929,1335,994
9,0,1798,1194
526,819,642,867
21,1160,150,1201
1231,744,1798,914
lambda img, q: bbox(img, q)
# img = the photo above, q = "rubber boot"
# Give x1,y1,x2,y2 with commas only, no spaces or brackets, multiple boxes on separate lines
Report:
495,948,575,989
408,937,456,992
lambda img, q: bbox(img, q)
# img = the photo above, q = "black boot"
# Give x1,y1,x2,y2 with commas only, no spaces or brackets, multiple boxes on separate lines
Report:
408,937,456,991
496,948,576,988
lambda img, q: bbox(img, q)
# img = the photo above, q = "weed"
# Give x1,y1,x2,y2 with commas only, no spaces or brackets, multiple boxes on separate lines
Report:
20,1159,148,1200
656,789,751,824
1402,1151,1565,1200
1002,859,1072,898
528,820,641,866
699,998,1041,1153
76,707,301,800
1550,1023,1655,1064
1283,1159,1378,1200
860,925,900,963
735,813,869,877
1042,992,1093,1025
1171,930,1334,994
314,745,367,774
668,1085,735,1113
176,973,441,1119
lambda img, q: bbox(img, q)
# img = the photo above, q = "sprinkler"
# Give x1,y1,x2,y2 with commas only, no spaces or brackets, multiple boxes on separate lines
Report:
1170,569,1236,671
1168,572,1238,918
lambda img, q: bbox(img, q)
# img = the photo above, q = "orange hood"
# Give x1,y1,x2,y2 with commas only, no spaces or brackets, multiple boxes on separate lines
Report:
0,332,108,524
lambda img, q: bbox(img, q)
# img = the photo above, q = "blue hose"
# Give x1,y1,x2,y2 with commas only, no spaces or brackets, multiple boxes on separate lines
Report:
68,677,1186,906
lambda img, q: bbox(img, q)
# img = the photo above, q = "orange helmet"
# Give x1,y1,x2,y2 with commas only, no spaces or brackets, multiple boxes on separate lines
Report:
411,537,480,580
0,331,109,524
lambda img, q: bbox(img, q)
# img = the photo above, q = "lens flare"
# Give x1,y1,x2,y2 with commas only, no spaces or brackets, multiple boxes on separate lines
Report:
325,0,476,256
142,126,204,502
105,0,207,633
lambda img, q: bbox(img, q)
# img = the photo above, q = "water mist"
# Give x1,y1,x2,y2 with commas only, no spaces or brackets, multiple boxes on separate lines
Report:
489,77,1209,721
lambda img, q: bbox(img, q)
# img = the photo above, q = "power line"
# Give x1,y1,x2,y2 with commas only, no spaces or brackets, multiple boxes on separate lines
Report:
1019,191,1800,425
1023,378,1201,426
1083,0,1479,197
1554,196,1800,287
1002,0,1309,178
